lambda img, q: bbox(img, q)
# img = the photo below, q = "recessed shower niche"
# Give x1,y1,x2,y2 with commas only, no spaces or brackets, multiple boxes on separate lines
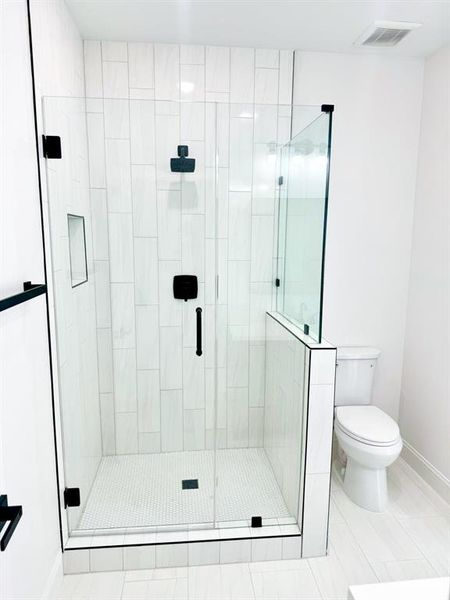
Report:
43,79,335,565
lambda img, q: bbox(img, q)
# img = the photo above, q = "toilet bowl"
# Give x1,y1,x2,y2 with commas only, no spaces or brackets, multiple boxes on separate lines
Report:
335,405,402,512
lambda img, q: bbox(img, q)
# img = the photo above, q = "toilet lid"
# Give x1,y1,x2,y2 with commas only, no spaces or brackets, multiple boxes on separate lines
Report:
335,406,400,445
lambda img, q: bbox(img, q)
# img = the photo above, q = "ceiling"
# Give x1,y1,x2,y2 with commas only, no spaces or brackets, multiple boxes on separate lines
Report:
65,0,450,58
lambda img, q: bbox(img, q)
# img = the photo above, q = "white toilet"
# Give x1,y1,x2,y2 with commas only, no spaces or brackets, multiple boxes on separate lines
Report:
334,346,402,512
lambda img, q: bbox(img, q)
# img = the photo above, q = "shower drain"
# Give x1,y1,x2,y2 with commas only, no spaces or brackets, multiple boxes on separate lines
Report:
182,479,199,489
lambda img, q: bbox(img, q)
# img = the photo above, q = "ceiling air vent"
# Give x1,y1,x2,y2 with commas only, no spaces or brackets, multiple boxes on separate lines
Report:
354,21,422,48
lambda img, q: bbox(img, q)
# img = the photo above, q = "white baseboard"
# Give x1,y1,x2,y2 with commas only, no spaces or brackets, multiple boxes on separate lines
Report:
401,441,450,503
41,552,63,600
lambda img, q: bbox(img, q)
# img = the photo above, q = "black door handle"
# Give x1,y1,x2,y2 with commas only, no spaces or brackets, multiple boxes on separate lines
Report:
196,307,202,356
0,495,23,551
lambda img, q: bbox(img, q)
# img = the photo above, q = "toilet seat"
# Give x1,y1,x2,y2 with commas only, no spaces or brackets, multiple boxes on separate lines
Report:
335,406,400,447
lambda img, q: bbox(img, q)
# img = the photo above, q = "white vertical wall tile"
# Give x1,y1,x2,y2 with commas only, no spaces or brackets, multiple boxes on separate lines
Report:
184,408,205,450
104,99,130,139
105,139,132,211
279,50,294,105
111,283,136,348
229,117,253,192
228,192,251,259
94,261,111,328
206,46,230,93
108,213,134,282
310,349,337,385
157,191,181,260
102,41,128,62
103,61,129,99
158,260,182,326
128,43,154,88
182,215,205,280
255,48,279,68
130,100,155,164
97,328,114,393
134,237,158,305
84,41,103,97
154,44,180,100
228,261,250,325
113,349,137,412
227,326,249,387
155,113,180,189
87,113,106,188
249,282,272,344
251,216,274,282
137,369,160,432
100,393,116,454
249,345,265,407
301,473,330,558
254,104,278,144
183,348,205,409
249,407,264,447
131,165,157,237
306,384,335,474
160,390,183,452
227,387,249,448
160,327,182,389
255,68,279,104
180,102,205,141
181,44,205,65
115,412,138,455
91,189,109,260
180,64,205,101
136,306,159,369
230,48,255,103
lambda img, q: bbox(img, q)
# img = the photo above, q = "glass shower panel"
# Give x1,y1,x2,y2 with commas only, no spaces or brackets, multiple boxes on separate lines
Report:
43,97,218,534
213,103,298,530
277,112,332,342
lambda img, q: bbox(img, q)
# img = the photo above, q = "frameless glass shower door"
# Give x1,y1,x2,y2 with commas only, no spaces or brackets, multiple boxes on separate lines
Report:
44,97,219,533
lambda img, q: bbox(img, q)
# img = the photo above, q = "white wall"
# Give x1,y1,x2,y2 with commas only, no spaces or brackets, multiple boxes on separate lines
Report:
293,51,424,419
399,46,450,491
0,1,61,598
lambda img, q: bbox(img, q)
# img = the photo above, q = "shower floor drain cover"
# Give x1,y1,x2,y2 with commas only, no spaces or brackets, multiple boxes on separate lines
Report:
182,479,199,489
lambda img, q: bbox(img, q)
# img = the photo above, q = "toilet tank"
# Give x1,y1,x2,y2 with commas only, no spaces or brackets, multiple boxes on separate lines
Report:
335,346,381,406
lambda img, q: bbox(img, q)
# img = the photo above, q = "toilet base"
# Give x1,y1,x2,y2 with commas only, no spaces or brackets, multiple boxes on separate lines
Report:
343,458,388,512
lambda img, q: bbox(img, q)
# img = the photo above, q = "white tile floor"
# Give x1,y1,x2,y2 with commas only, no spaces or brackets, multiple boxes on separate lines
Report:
56,458,450,599
78,449,291,531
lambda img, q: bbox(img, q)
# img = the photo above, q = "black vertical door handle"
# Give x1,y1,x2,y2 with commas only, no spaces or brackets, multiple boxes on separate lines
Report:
196,307,202,356
0,495,23,551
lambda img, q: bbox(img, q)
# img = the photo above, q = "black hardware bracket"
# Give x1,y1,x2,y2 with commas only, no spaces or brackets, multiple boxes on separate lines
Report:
321,104,334,113
0,495,23,551
64,488,81,509
42,135,62,159
0,282,47,313
251,516,262,528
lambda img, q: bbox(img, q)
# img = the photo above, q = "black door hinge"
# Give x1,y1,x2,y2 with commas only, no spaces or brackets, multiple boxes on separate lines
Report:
278,175,284,185
64,487,81,508
275,278,281,287
43,135,62,159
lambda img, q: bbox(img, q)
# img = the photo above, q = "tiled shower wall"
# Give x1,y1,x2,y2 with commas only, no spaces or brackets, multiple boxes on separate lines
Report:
83,41,294,455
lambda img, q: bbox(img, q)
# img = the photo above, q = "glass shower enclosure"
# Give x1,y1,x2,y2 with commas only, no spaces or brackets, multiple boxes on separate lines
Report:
43,95,332,542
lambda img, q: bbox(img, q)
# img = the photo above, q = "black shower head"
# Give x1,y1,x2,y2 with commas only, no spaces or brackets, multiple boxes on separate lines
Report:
170,145,195,173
